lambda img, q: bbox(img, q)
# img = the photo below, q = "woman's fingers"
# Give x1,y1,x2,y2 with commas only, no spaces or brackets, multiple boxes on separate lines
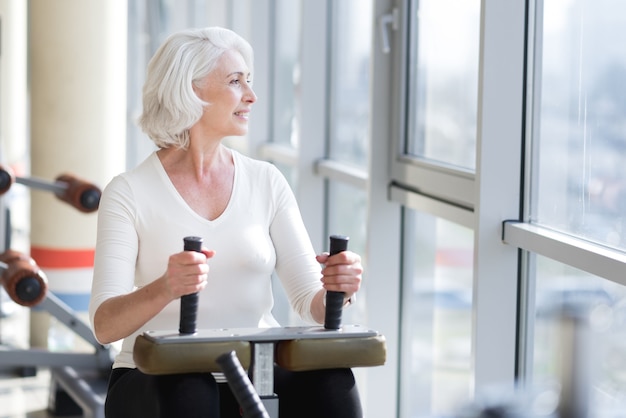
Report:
165,250,213,298
318,251,362,294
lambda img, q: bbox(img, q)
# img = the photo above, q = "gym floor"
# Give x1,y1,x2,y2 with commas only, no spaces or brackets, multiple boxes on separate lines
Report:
0,369,52,418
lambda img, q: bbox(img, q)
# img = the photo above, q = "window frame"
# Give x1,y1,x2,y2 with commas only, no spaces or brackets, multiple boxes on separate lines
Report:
502,0,626,292
389,0,478,213
386,0,528,406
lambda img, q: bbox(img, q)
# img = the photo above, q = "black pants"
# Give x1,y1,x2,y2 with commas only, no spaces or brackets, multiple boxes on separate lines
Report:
104,366,362,418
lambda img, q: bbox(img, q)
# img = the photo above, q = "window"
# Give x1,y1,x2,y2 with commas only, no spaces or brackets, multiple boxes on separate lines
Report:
327,182,368,325
323,0,373,326
391,0,481,212
400,211,474,417
126,0,216,167
531,256,626,411
514,0,626,412
328,0,373,169
271,0,302,148
531,0,626,251
392,0,526,414
405,0,480,170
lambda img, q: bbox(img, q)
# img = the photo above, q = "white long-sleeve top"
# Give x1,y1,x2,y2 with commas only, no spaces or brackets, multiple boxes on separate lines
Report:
89,150,323,369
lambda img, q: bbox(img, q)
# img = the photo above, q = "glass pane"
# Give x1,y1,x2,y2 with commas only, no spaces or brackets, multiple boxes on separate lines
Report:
532,0,626,250
272,0,302,148
400,210,474,417
328,0,373,168
406,0,480,170
327,182,367,326
532,255,626,413
272,161,298,190
127,0,212,168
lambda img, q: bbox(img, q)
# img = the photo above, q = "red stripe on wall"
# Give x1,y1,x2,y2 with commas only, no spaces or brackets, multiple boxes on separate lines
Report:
30,246,95,269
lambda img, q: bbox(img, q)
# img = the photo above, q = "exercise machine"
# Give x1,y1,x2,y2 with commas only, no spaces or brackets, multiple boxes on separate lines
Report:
0,248,113,417
0,168,111,417
133,235,387,417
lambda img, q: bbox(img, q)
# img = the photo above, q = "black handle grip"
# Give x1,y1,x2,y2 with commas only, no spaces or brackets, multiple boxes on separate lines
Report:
324,234,349,330
15,276,45,304
216,351,270,418
79,188,102,211
179,236,203,335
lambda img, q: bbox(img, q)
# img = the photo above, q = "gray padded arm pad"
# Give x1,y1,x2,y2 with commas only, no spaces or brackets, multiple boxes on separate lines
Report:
275,335,387,372
133,331,387,375
133,335,251,375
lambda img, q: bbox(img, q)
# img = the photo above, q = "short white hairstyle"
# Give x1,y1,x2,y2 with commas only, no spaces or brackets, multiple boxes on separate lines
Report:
138,27,254,149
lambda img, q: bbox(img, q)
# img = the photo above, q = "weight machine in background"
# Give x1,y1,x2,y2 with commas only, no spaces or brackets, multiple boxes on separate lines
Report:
0,164,101,213
0,166,112,418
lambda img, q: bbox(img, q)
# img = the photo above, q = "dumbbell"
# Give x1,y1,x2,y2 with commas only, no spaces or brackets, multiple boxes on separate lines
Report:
0,250,48,307
0,164,101,213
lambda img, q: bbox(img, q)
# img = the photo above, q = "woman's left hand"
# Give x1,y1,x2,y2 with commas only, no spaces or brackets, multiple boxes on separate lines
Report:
316,251,362,302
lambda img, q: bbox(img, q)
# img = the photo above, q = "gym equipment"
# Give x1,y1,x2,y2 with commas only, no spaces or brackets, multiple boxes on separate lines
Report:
0,164,101,213
133,235,387,417
0,249,48,307
324,234,348,330
217,350,270,418
0,248,113,418
0,163,107,417
179,236,203,335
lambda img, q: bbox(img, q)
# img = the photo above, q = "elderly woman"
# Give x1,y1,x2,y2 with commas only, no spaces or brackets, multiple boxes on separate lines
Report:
89,27,363,418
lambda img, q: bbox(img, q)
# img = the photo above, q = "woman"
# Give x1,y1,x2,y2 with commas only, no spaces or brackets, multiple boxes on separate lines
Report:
89,27,363,418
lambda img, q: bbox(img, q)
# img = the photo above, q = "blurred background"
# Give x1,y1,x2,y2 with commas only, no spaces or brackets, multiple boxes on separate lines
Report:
1,0,626,417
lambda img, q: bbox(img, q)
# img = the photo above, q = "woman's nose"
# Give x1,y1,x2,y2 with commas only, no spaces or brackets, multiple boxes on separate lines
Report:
244,84,257,103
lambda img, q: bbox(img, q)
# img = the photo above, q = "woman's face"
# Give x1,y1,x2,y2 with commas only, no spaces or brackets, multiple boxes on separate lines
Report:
193,49,256,139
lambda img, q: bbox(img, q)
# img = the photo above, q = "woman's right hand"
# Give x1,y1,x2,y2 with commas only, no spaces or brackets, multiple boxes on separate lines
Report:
162,248,216,301
92,247,215,344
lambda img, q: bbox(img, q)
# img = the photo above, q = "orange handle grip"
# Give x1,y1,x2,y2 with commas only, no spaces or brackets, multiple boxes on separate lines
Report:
0,250,48,307
54,173,102,213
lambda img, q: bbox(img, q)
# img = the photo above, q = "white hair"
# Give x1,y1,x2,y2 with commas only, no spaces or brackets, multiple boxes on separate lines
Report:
138,27,254,149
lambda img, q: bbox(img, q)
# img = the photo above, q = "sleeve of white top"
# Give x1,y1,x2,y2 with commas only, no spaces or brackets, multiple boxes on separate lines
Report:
268,165,323,325
88,175,139,342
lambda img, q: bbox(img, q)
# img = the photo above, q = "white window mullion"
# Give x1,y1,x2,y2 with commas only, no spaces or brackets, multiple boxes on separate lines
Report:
296,0,329,252
364,0,403,416
472,0,526,392
245,0,272,160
